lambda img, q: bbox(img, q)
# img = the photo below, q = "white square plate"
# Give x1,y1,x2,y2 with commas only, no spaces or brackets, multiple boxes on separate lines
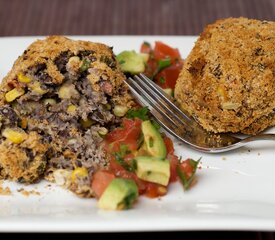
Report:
0,36,274,232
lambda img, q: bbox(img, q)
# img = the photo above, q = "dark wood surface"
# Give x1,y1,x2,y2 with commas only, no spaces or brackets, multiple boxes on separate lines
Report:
0,0,275,238
0,0,274,36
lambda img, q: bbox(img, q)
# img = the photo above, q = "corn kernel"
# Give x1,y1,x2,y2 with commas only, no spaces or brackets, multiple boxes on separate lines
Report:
158,186,167,195
98,127,108,136
217,85,226,99
67,104,77,114
58,84,78,99
2,128,27,144
43,98,56,105
30,82,47,94
5,88,25,102
113,105,128,117
71,167,88,182
20,118,28,129
80,118,95,128
18,73,31,83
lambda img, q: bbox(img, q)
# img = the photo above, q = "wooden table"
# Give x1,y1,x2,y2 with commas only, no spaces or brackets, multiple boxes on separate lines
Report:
0,0,274,36
0,0,274,238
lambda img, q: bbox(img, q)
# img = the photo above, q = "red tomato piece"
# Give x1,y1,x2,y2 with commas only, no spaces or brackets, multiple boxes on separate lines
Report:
155,62,183,89
143,58,158,79
91,170,116,198
153,41,181,63
163,136,174,155
144,182,167,198
179,159,194,179
140,42,152,54
105,118,142,152
168,154,179,183
115,169,147,194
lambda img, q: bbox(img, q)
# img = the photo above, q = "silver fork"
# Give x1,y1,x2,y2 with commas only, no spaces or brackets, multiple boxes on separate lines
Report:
125,73,275,153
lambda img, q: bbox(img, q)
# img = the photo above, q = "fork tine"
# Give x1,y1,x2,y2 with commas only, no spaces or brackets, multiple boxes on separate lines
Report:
138,73,193,123
125,78,195,146
125,78,180,129
133,75,191,128
126,75,242,152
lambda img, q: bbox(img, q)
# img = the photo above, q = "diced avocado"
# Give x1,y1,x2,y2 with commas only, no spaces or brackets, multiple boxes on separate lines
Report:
140,53,149,63
98,178,138,210
116,50,145,74
141,120,166,158
134,156,170,186
163,88,174,97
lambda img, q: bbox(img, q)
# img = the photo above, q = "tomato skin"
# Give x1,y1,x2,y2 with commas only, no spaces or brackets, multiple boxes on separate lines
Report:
163,136,174,155
144,58,158,79
140,42,152,54
105,118,142,152
141,41,183,89
155,61,183,89
144,182,167,198
179,159,194,178
154,41,181,63
91,170,115,198
168,154,179,183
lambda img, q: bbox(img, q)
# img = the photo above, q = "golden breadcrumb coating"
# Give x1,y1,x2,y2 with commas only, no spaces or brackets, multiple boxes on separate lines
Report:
175,17,275,134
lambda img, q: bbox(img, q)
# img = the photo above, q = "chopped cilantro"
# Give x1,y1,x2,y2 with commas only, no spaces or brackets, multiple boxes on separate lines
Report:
115,153,133,172
126,107,149,121
153,58,171,78
159,76,166,84
143,41,151,47
114,145,133,172
158,58,171,71
177,157,201,190
79,58,91,72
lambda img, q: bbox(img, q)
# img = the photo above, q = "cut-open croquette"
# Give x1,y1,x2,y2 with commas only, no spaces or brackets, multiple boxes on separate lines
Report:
0,36,134,196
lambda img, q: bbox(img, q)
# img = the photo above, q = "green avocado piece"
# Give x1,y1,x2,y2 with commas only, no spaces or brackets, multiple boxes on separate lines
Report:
134,156,170,186
116,50,145,74
98,178,138,210
141,120,166,158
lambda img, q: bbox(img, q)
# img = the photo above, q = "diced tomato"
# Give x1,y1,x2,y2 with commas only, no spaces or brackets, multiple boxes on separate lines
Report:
115,169,147,194
153,41,181,63
155,61,183,89
179,159,194,179
168,154,179,183
144,58,158,79
140,42,152,54
91,170,115,198
109,155,125,173
163,136,174,155
144,182,167,198
105,118,142,152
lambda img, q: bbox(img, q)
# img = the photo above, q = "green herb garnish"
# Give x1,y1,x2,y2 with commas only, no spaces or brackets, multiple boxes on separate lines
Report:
143,41,151,47
80,58,91,72
159,76,166,84
153,58,171,78
177,157,201,190
114,145,134,172
126,107,149,121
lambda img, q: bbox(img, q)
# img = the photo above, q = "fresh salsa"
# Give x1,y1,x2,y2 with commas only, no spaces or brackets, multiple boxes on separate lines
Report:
92,107,200,210
91,41,199,210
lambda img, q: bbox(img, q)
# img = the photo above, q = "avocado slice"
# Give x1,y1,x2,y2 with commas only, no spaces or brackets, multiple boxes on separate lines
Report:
116,50,145,75
141,120,166,158
134,156,170,186
98,178,138,210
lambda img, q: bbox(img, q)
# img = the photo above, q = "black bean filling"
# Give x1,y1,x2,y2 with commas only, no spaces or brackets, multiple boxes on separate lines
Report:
4,50,123,177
